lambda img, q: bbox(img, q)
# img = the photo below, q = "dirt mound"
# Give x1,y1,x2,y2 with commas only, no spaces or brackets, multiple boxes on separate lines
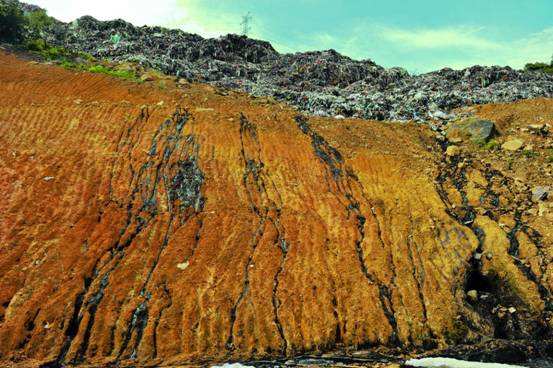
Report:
0,52,552,367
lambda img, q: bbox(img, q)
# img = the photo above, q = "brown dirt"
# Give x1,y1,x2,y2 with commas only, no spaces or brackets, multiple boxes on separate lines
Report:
0,51,551,367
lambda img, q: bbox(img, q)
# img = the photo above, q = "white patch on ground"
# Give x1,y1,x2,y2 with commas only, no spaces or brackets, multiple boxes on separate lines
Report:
176,261,189,270
211,364,254,368
405,357,528,368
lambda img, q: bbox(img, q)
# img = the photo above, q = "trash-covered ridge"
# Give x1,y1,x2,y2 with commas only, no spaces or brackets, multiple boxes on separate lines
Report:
17,1,553,122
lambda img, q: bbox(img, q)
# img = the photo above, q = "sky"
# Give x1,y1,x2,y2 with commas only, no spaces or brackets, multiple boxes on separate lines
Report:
25,0,553,73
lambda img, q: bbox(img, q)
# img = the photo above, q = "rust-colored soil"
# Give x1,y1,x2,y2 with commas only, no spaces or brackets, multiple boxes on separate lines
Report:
0,52,551,367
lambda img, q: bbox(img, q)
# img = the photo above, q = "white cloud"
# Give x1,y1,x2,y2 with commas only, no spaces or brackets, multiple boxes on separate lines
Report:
25,0,183,27
378,26,500,50
373,25,553,69
291,24,553,71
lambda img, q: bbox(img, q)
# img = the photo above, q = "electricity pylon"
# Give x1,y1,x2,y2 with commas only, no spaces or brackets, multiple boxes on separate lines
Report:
241,12,252,36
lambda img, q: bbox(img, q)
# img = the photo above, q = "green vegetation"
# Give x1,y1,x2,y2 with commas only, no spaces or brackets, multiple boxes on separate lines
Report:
547,149,553,163
0,0,26,42
24,37,93,62
25,8,54,36
524,60,553,74
86,64,139,81
522,149,538,159
24,36,140,82
25,38,72,59
1,3,54,42
480,139,500,151
0,3,143,83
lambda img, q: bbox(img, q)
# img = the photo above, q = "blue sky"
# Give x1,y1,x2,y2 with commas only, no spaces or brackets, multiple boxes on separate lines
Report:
27,0,553,72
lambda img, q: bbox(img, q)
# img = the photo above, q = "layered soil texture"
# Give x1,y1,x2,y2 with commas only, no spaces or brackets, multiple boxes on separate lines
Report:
0,52,552,367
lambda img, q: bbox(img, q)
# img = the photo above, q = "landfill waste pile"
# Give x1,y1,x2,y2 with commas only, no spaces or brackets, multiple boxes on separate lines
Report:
19,1,553,122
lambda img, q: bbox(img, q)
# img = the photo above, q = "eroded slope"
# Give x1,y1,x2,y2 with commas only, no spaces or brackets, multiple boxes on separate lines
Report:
0,52,551,367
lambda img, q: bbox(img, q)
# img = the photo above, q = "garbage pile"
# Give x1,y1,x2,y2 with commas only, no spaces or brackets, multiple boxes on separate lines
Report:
28,4,553,122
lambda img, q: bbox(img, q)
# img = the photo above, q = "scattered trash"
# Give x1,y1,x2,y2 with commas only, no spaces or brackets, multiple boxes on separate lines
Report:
405,357,526,368
532,186,549,202
467,289,478,301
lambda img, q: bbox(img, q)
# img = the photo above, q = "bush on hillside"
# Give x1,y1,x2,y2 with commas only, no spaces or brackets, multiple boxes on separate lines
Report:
524,60,553,74
25,8,54,36
0,0,26,42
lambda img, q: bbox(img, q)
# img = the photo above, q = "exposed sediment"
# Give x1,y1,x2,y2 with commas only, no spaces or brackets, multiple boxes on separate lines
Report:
0,52,552,367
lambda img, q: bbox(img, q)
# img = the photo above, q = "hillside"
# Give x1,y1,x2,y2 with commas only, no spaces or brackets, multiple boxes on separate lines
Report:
0,49,552,367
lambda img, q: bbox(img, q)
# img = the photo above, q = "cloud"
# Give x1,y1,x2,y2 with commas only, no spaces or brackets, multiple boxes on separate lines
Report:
377,26,501,50
25,0,182,26
286,24,553,72
170,0,239,37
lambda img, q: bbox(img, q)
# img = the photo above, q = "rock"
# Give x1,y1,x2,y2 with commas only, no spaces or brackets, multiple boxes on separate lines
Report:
502,139,524,151
334,114,345,120
528,123,549,135
467,290,478,301
446,118,495,143
177,261,189,270
446,145,461,157
43,176,54,181
532,186,550,202
140,72,157,82
528,124,545,132
430,110,450,120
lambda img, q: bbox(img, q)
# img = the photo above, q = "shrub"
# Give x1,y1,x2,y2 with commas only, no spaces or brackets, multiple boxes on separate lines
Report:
524,62,553,74
29,42,72,60
0,0,26,42
25,8,54,37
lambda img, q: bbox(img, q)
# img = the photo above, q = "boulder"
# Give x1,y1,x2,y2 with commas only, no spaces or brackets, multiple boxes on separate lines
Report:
446,118,495,143
446,145,461,157
501,138,524,151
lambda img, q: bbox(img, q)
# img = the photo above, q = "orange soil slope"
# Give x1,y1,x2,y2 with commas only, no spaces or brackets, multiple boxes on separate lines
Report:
0,52,551,366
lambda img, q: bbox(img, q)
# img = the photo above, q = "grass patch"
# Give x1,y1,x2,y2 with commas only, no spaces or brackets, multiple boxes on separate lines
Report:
547,149,553,163
87,64,139,81
522,150,538,159
479,139,500,151
24,38,140,82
